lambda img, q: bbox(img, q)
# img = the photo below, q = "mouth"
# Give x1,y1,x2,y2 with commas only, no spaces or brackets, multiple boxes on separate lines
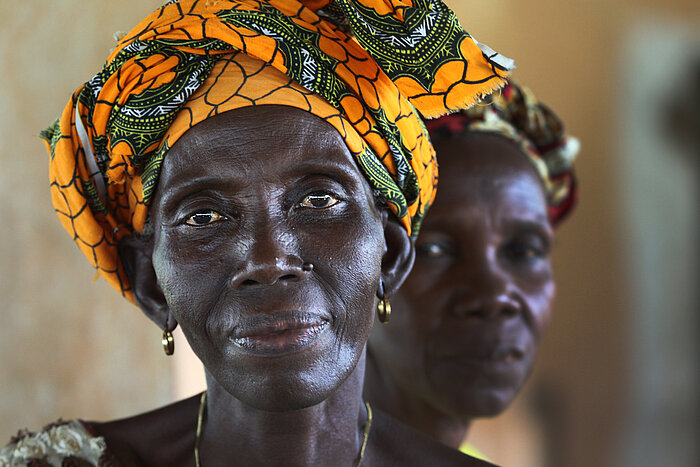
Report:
478,347,524,363
231,312,330,356
444,347,525,368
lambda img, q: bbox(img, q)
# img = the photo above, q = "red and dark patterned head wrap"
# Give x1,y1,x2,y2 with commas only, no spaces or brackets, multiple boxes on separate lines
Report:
41,0,512,300
424,80,579,226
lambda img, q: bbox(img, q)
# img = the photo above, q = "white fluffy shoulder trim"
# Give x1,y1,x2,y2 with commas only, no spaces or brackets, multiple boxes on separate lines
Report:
1,420,106,467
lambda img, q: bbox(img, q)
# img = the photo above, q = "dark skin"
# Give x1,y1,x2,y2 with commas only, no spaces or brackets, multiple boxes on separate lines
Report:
91,106,492,466
365,132,555,449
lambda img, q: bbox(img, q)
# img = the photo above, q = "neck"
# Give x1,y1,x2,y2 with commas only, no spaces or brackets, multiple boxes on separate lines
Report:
199,354,369,466
363,347,470,449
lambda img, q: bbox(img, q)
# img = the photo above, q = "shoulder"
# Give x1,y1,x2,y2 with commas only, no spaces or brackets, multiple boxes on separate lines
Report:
86,394,201,467
2,395,201,467
368,409,498,466
1,419,117,467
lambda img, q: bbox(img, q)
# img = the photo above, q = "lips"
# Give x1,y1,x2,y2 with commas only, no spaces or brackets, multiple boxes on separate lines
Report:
457,347,524,363
432,329,528,363
438,345,527,373
231,311,330,355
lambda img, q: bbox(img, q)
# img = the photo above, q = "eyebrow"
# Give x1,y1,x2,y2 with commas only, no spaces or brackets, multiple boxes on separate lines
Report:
502,218,553,236
156,149,362,208
157,175,243,211
284,158,361,185
425,214,552,234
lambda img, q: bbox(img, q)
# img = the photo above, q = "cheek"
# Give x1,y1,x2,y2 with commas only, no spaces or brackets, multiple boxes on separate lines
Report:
152,239,181,300
152,238,188,296
390,288,438,338
526,278,555,337
371,285,438,375
400,256,451,303
343,236,384,326
368,298,433,398
153,224,252,292
377,256,450,354
151,233,229,326
374,302,427,377
301,217,384,329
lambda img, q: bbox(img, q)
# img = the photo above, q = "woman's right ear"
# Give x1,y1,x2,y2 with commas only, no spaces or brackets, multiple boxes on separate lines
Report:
119,234,174,331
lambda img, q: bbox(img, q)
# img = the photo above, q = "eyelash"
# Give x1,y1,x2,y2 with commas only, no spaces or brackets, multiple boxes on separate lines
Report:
417,242,451,258
182,191,342,227
298,192,341,209
416,239,548,262
184,210,227,227
503,242,547,262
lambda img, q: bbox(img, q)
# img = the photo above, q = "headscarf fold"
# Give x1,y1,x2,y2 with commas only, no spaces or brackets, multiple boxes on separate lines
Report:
424,80,579,226
42,0,511,300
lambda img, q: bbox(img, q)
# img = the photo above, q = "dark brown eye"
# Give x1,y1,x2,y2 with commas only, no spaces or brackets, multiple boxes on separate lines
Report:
185,210,225,226
300,193,339,209
504,241,546,262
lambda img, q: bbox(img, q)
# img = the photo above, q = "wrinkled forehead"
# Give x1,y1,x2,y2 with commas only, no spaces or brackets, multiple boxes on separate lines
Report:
436,132,542,184
152,105,379,220
161,105,356,178
427,132,549,225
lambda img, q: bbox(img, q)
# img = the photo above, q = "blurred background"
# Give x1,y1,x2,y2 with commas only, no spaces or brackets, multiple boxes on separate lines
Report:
1,1,697,466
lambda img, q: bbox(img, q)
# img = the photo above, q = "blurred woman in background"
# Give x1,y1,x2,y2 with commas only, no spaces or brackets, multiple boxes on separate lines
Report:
365,80,579,457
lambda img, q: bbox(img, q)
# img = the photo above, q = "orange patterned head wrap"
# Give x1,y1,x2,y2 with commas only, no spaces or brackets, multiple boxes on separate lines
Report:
42,0,512,300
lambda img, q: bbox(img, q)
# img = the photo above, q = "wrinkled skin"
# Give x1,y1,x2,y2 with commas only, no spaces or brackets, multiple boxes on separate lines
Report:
107,106,486,466
365,132,555,448
148,106,386,412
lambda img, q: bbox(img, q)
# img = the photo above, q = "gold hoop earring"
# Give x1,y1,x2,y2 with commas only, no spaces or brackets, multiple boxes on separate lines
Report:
377,295,391,324
162,330,174,356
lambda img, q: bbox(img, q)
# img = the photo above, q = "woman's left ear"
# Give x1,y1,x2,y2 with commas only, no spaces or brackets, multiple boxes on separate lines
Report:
379,214,415,297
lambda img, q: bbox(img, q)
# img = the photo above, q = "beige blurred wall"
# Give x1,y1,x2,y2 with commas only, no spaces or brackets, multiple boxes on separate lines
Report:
0,0,172,443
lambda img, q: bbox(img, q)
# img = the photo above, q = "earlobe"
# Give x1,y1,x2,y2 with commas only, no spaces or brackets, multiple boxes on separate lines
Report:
119,234,176,332
379,214,415,298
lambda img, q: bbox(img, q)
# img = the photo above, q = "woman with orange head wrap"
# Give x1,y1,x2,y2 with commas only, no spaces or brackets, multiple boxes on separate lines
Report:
3,0,511,465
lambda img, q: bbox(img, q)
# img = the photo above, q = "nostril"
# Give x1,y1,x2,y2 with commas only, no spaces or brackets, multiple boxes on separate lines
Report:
453,295,521,320
230,256,310,288
450,300,483,319
279,273,298,282
462,307,482,319
501,305,518,318
239,273,298,286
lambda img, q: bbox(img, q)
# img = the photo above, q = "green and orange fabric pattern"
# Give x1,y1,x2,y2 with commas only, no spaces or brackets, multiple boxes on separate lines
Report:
42,0,512,301
424,80,579,226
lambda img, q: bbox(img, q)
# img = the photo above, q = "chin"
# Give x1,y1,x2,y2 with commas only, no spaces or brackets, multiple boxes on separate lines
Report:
432,382,521,420
216,354,357,412
464,389,518,418
428,355,534,419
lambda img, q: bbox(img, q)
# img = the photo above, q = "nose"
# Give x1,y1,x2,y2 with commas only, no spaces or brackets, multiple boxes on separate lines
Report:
454,290,521,320
451,255,520,320
229,218,312,288
230,254,312,288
